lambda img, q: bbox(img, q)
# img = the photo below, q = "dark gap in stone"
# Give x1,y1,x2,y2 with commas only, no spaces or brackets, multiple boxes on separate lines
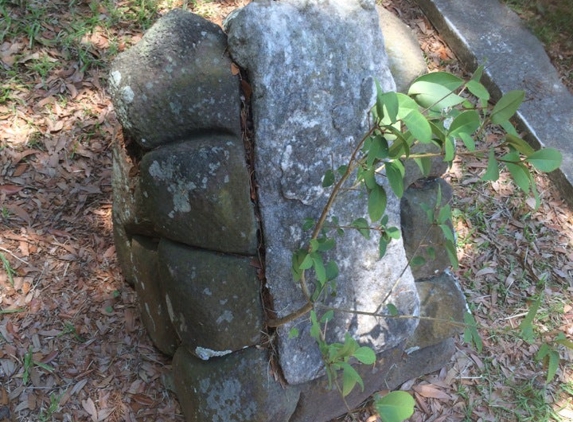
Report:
237,65,288,387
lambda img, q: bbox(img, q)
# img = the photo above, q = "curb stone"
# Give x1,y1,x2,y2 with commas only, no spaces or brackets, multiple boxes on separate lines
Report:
415,0,573,208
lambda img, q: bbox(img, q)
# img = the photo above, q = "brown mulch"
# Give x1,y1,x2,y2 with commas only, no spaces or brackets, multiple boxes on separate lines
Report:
0,0,571,421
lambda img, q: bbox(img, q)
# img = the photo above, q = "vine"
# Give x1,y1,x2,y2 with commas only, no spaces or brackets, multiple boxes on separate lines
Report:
269,66,566,421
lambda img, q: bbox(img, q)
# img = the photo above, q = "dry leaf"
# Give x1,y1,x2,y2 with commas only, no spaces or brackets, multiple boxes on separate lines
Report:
82,398,98,422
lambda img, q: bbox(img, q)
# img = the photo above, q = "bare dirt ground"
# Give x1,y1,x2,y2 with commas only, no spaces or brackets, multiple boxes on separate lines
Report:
0,0,571,421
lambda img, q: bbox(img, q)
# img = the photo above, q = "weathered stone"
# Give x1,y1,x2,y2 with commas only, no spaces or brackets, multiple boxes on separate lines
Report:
111,140,155,236
131,236,179,356
173,346,300,422
290,345,404,422
158,239,263,359
109,9,241,149
384,338,456,390
406,271,465,350
377,5,427,93
403,142,449,188
401,178,453,280
112,215,134,286
140,136,258,255
227,0,418,386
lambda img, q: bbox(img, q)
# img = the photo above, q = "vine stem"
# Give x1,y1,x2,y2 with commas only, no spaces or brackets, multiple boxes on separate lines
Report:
266,125,378,328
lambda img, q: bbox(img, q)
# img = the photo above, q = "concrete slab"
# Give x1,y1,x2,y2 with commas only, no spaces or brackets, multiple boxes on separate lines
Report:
415,0,573,208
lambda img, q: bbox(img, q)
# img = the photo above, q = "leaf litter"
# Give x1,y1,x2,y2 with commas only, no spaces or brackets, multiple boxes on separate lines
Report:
0,0,571,421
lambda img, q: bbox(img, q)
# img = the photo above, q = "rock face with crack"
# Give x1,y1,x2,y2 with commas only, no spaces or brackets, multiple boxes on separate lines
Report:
109,3,466,421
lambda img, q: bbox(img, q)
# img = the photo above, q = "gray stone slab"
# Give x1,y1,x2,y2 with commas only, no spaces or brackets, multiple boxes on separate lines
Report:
226,0,419,386
415,0,573,207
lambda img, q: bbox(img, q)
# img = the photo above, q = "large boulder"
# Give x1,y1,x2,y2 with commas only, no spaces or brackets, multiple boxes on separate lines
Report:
226,0,419,385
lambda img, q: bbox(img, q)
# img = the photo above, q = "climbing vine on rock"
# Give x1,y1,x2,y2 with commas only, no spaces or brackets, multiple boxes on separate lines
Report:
273,66,563,421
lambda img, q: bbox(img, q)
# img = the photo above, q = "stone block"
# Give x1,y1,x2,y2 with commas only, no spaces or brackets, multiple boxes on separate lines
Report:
173,346,300,422
158,239,263,358
140,136,258,255
401,178,453,279
131,236,179,356
406,271,465,350
109,9,241,149
377,5,427,93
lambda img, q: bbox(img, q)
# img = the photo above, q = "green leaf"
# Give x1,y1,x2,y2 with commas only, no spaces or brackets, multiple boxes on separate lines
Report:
466,79,490,106
353,346,376,365
387,303,399,316
352,218,371,240
317,237,336,252
414,156,432,177
470,64,485,82
322,169,335,187
337,164,348,176
363,168,377,190
506,162,531,193
367,135,389,166
408,80,466,110
386,160,405,198
288,327,300,339
388,137,409,159
374,391,415,422
302,218,315,231
490,90,524,124
379,236,389,258
395,93,419,119
505,134,535,156
310,311,321,340
482,149,499,181
340,362,364,396
413,71,465,90
368,185,387,222
376,86,399,124
437,204,451,225
519,296,541,343
525,148,562,173
537,344,560,383
411,256,426,267
459,132,476,151
311,253,327,285
448,110,480,138
386,226,401,239
555,334,573,350
320,310,335,323
445,240,459,269
325,260,339,281
402,110,432,144
444,136,456,162
299,253,314,270
463,312,483,353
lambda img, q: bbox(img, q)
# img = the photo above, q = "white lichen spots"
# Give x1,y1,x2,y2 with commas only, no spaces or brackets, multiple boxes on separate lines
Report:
195,347,232,360
141,138,147,145
169,101,181,114
165,293,175,323
219,299,228,305
224,175,229,184
145,81,153,90
178,312,188,333
201,176,208,189
121,86,135,104
203,287,212,296
110,70,121,87
144,302,156,331
208,162,221,175
216,310,234,324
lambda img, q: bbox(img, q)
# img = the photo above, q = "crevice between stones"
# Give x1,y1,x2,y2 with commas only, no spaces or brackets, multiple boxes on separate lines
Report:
236,65,288,387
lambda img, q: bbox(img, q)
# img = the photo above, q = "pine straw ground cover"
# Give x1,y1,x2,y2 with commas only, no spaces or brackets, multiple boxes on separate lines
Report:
0,0,571,421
